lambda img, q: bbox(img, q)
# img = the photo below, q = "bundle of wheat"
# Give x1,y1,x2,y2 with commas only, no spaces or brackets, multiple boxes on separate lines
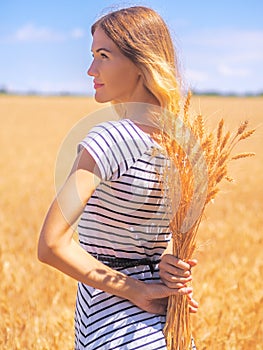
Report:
154,91,255,350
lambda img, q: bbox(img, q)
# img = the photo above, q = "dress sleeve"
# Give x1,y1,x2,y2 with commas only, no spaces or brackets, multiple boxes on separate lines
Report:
78,120,152,181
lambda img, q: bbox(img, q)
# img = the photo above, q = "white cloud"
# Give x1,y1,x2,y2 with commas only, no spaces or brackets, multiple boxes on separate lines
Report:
184,28,263,49
176,27,263,92
186,69,209,82
70,28,85,39
182,69,209,91
3,24,86,43
189,69,208,81
182,28,263,64
14,24,65,42
218,64,251,77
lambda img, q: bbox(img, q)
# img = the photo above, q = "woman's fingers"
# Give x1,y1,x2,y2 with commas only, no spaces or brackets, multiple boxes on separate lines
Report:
159,273,192,289
188,294,199,313
187,259,198,268
159,255,191,277
161,254,195,271
158,256,199,314
188,295,199,307
189,305,199,313
159,255,197,289
187,291,199,309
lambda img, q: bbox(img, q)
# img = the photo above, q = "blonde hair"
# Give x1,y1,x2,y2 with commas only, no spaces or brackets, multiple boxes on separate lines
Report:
91,6,181,121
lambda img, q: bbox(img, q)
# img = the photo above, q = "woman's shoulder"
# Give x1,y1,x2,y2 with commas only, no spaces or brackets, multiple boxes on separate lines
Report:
78,119,155,181
87,119,129,135
89,118,136,131
88,119,152,143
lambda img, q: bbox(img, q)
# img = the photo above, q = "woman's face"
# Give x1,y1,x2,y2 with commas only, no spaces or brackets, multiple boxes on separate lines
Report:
88,27,141,103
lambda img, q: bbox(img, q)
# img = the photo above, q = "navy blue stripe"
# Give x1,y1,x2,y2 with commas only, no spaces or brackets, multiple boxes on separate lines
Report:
87,129,118,175
96,187,165,204
76,291,90,320
90,195,165,213
126,119,151,148
122,173,161,183
79,234,168,252
136,156,166,165
78,218,169,232
99,183,163,198
113,179,162,191
78,242,165,259
110,328,166,350
130,165,162,174
89,298,128,319
79,304,141,332
81,210,168,224
78,226,169,244
109,121,139,162
79,232,166,248
100,124,129,173
79,217,169,229
80,141,107,178
85,202,165,218
92,317,164,350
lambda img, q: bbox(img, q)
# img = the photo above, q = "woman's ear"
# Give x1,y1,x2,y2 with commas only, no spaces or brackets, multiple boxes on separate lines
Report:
137,70,144,83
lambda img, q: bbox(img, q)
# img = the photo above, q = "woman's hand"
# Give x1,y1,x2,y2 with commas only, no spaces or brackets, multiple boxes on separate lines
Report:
129,280,194,315
159,254,199,313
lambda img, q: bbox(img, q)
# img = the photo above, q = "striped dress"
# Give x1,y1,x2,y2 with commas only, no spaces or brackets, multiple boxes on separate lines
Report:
75,119,171,349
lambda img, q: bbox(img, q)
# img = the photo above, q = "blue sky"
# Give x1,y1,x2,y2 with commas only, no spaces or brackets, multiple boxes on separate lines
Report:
0,0,262,95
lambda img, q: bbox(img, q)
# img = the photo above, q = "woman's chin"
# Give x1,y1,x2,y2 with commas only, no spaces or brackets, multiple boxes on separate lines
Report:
94,92,111,104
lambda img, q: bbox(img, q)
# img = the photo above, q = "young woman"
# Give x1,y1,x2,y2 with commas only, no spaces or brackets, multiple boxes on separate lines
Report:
38,6,198,349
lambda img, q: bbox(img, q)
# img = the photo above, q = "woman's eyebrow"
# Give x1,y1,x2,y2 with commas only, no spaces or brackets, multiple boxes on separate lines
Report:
92,47,112,53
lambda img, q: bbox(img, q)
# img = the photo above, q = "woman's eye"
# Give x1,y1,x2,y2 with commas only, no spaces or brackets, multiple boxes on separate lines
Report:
100,53,108,59
90,52,108,59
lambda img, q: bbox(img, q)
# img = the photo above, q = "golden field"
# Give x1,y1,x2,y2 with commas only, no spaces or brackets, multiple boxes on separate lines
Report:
0,95,262,349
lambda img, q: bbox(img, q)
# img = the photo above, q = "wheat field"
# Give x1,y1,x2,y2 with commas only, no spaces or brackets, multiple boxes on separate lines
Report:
0,95,262,349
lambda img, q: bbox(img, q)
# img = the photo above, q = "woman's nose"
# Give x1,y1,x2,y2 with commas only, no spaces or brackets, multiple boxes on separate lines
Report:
87,60,98,77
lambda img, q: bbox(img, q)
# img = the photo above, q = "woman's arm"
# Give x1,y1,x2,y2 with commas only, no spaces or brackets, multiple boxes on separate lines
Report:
38,149,193,315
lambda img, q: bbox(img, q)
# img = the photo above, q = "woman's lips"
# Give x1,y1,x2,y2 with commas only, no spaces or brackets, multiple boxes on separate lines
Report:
94,82,104,89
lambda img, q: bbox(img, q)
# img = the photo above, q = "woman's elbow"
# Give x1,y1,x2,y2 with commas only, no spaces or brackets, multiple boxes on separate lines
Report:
37,237,54,264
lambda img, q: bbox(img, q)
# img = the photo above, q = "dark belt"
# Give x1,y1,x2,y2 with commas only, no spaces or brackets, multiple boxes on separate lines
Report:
91,254,160,274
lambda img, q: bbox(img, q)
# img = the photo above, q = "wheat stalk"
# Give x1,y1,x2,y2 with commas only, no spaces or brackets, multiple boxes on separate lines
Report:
238,129,256,141
155,93,255,350
216,118,224,146
231,152,255,160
